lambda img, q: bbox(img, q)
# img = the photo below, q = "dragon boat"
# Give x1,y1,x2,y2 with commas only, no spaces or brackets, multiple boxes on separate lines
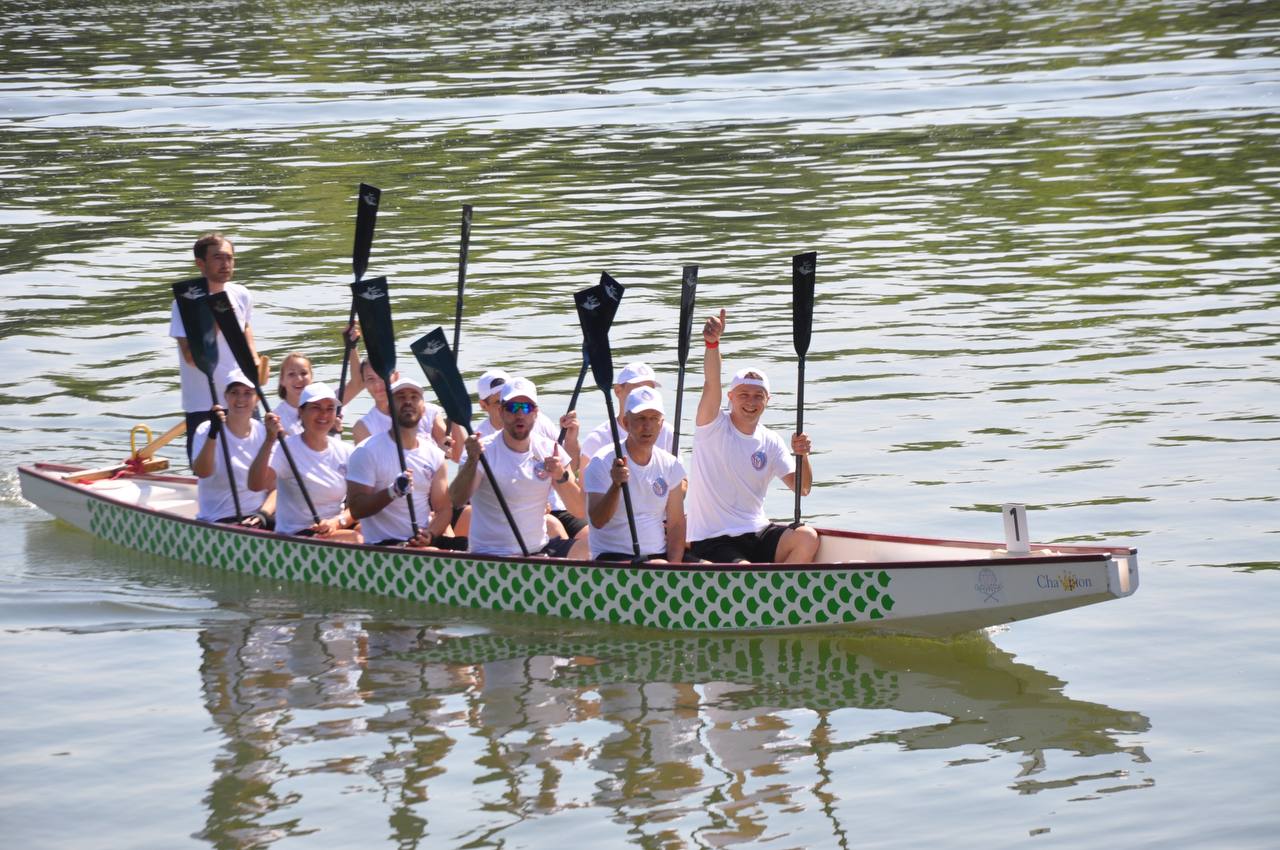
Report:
17,461,1139,637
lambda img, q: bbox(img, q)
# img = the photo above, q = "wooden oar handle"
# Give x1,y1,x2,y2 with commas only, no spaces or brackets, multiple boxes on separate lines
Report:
135,420,187,460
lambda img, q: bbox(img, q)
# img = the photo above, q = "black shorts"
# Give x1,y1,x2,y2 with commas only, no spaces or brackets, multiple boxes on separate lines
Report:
372,535,469,550
690,524,788,564
550,508,587,538
538,537,576,558
595,550,667,562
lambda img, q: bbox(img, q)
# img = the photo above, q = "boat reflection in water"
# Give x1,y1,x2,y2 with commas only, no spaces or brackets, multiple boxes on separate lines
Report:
193,596,1151,848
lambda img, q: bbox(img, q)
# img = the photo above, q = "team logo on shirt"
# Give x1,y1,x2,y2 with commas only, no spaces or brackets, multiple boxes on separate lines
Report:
750,450,768,470
652,476,668,497
532,459,550,479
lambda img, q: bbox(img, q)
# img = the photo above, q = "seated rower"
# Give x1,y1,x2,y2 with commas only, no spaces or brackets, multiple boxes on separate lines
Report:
248,381,357,539
583,386,687,562
351,359,458,457
687,309,819,564
472,368,585,542
578,362,674,467
450,377,584,558
191,368,275,529
346,377,456,548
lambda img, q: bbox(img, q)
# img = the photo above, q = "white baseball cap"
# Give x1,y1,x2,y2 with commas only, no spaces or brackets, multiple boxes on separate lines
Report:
499,376,538,405
475,369,510,400
624,385,664,416
224,368,255,392
389,376,424,395
298,381,338,406
616,362,660,387
728,367,771,395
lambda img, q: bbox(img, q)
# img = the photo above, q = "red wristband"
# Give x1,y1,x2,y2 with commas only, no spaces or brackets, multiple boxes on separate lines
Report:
705,340,719,349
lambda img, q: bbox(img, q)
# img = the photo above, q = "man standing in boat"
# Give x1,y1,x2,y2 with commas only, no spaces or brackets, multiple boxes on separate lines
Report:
583,386,688,562
450,377,584,558
346,377,456,548
170,232,260,461
686,309,819,564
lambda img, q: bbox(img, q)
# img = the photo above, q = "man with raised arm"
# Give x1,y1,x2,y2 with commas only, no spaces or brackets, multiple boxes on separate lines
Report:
686,309,819,564
346,377,455,548
450,377,585,558
583,386,687,562
170,232,260,461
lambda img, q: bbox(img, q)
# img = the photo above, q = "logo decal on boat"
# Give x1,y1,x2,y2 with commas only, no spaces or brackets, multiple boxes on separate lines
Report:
1037,572,1092,592
358,286,387,301
179,284,205,301
750,450,767,470
975,568,1002,603
652,476,668,497
581,295,601,311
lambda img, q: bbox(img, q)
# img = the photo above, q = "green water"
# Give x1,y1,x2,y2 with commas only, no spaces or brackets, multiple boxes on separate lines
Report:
2,1,1278,847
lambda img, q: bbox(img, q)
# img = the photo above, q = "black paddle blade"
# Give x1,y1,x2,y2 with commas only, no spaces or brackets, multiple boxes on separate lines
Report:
171,277,218,376
353,183,381,282
207,290,258,383
351,276,396,380
598,271,625,329
792,251,817,358
410,327,473,430
677,265,698,366
575,284,617,393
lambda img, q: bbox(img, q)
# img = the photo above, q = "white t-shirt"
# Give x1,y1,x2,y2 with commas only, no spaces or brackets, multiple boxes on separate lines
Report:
584,442,686,558
267,435,353,534
347,430,447,544
686,410,794,541
467,431,572,557
274,400,303,437
169,282,253,413
476,412,566,511
580,418,674,463
191,419,268,522
356,403,440,446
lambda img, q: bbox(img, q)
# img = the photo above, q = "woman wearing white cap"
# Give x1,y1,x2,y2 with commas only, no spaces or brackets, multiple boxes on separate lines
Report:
686,309,819,564
191,368,274,529
248,381,357,538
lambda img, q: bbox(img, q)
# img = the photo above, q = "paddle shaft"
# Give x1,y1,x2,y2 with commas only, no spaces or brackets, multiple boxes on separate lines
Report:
672,266,697,456
556,357,590,445
387,414,421,538
604,394,641,560
337,304,357,419
254,388,321,526
453,204,472,358
793,355,805,526
205,374,244,521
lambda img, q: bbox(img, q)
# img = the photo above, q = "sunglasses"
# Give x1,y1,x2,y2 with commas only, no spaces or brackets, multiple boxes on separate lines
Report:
503,401,536,415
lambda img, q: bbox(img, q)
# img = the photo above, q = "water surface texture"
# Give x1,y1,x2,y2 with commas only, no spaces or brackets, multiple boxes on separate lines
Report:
1,2,1278,848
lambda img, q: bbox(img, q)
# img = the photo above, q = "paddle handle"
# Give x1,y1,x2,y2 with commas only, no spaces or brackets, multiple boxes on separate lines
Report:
388,418,420,538
135,420,187,460
671,367,688,456
206,374,244,522
604,394,641,560
557,361,590,445
453,204,472,358
254,388,321,527
336,303,357,418
793,355,805,527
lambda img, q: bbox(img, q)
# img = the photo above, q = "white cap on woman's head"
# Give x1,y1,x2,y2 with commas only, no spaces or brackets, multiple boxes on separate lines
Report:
298,382,338,406
476,369,510,400
499,376,538,405
224,368,255,393
616,362,660,386
728,367,770,395
624,385,664,416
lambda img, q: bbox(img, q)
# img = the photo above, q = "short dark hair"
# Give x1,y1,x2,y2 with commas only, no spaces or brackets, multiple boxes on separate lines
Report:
194,232,232,260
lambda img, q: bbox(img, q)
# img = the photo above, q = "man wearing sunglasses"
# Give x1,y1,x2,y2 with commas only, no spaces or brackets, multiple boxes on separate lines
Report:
686,308,820,564
450,377,585,558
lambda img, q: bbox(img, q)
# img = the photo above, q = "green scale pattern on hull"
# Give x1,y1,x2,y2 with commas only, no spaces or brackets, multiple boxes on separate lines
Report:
89,500,897,630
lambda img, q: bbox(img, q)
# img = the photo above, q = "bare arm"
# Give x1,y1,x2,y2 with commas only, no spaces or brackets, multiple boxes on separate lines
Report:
247,414,281,491
427,465,452,539
587,457,627,529
191,407,225,477
448,434,484,508
696,308,726,427
665,478,688,562
781,432,814,496
545,448,585,517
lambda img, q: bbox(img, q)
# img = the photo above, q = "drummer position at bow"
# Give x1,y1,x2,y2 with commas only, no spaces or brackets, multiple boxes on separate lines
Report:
686,308,819,564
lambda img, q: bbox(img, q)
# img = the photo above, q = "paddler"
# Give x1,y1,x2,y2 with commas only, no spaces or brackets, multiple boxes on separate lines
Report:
577,361,675,465
583,386,687,562
190,367,275,529
686,309,819,564
346,377,457,548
